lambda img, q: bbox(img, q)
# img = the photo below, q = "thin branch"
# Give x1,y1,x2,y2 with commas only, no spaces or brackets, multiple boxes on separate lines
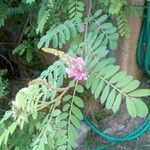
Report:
17,13,31,45
67,80,78,149
84,0,92,42
36,84,73,111
0,54,14,74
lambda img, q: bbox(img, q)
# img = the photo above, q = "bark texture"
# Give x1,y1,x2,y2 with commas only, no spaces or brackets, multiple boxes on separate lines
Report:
117,0,145,79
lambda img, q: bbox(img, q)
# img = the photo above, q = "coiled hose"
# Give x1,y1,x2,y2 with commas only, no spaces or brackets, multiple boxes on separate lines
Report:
83,116,150,150
137,1,150,75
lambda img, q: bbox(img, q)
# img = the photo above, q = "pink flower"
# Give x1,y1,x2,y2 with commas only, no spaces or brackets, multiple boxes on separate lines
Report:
66,57,89,81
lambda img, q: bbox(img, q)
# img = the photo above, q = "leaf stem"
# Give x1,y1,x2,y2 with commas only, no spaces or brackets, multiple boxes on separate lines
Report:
93,72,129,98
67,80,78,149
84,0,92,42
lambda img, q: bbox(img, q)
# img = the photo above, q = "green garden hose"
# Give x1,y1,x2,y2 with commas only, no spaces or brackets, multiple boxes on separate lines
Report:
137,1,150,75
83,116,150,142
83,116,150,150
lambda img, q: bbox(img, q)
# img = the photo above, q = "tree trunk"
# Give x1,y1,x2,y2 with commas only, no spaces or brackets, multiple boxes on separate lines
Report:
117,0,145,79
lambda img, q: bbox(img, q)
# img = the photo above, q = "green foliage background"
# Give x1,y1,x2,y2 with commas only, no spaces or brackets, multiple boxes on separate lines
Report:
0,0,149,150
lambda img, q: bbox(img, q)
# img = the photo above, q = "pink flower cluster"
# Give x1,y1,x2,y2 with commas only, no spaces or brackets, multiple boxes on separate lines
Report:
66,57,89,81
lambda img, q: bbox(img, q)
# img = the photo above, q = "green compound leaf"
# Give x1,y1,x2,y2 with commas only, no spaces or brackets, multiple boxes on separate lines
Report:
112,93,122,113
122,80,140,93
86,73,95,89
126,97,137,118
109,71,126,84
75,84,84,93
63,104,70,111
94,80,104,99
129,89,150,97
68,124,77,148
73,96,84,108
91,76,100,94
100,84,110,104
106,89,116,110
63,95,72,102
58,145,67,150
72,105,83,120
126,97,148,118
70,115,80,128
94,9,102,18
132,98,148,118
52,34,58,48
51,109,61,117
